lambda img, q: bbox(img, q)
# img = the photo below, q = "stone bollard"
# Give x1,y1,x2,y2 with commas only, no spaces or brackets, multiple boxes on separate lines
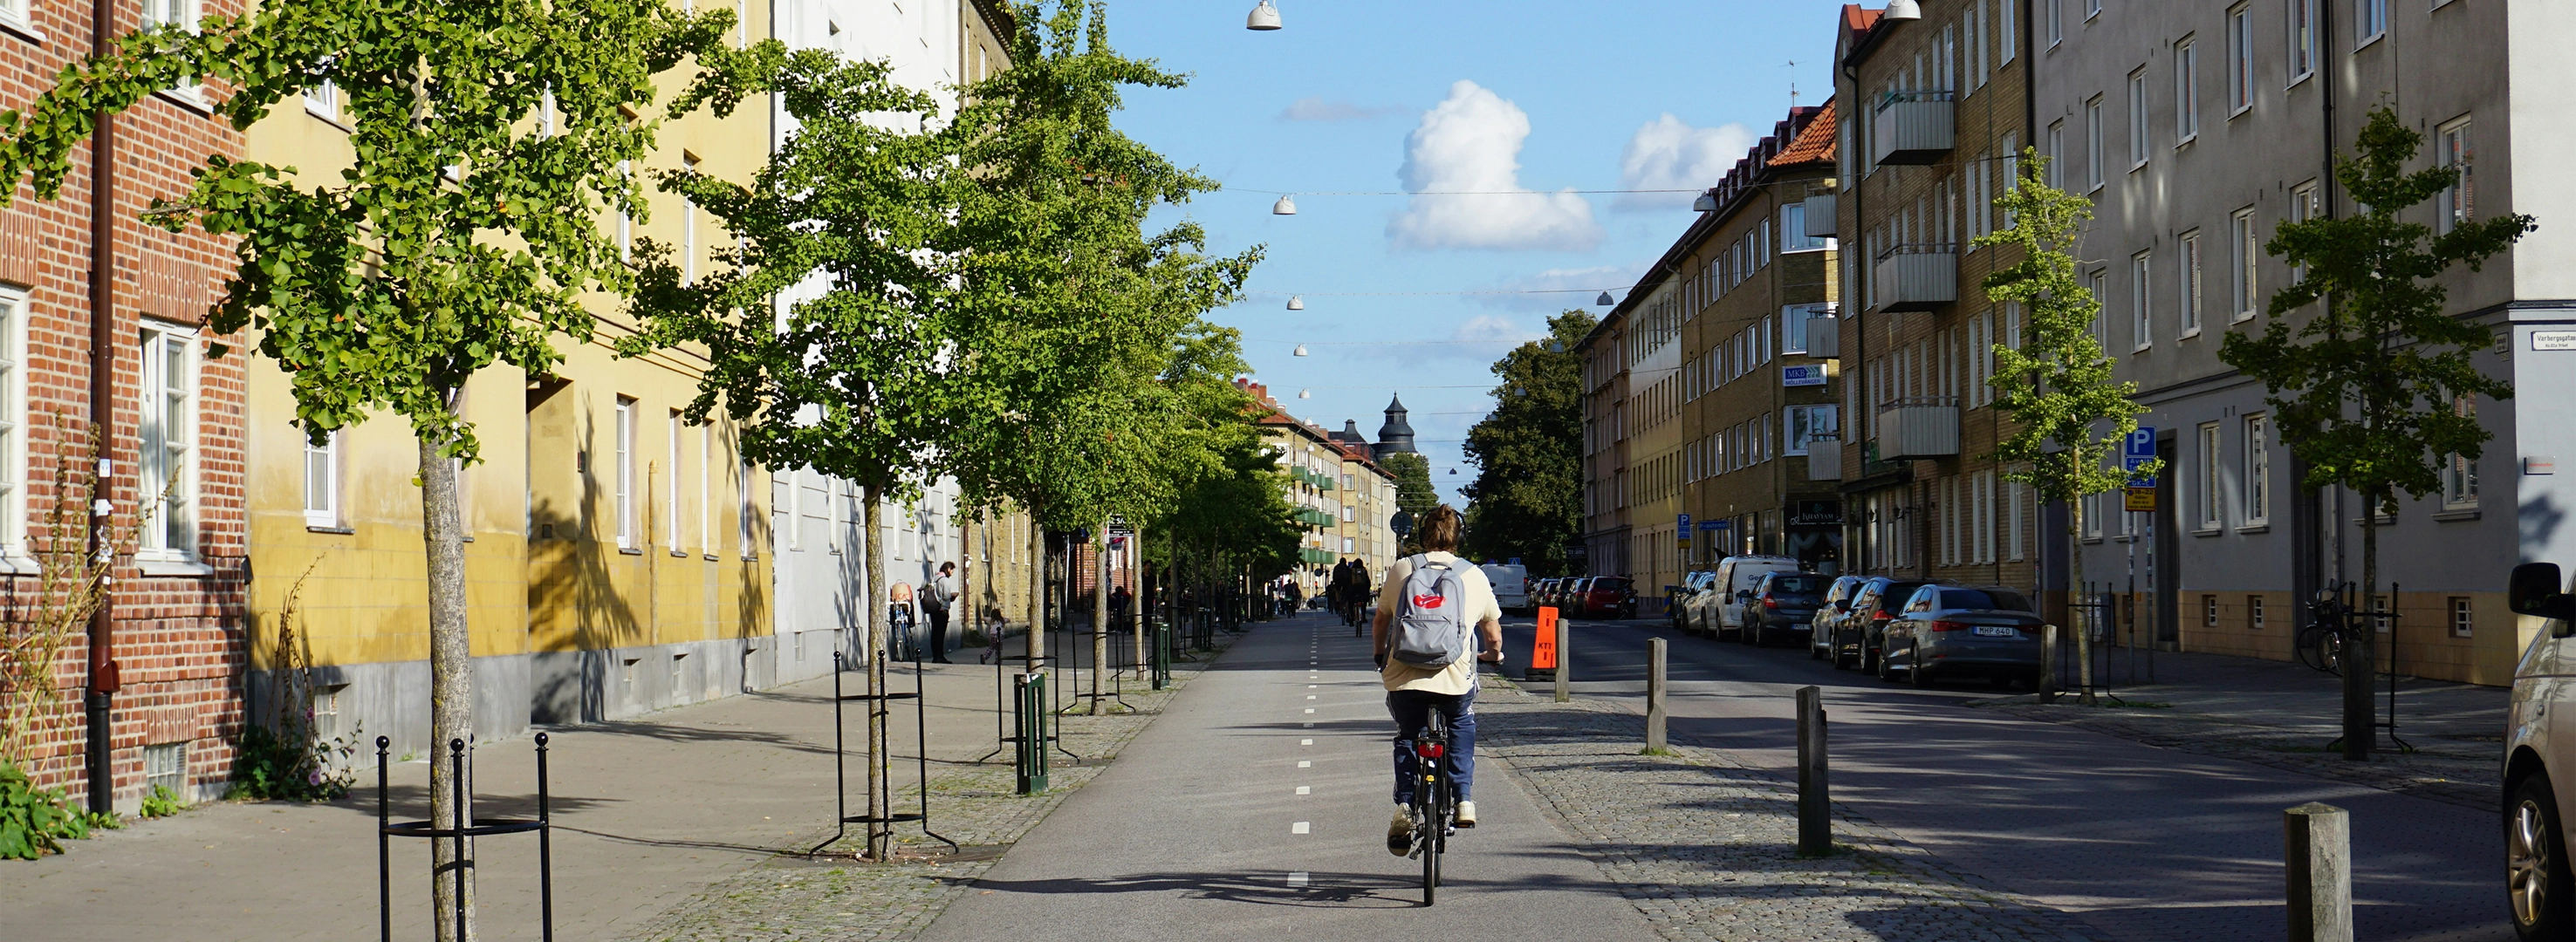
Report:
2038,625,2059,705
2285,802,2353,942
1553,617,1572,704
1796,685,1830,857
1646,638,1668,752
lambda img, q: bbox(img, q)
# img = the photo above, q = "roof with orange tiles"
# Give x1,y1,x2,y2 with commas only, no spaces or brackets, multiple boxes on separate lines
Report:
1770,98,1838,169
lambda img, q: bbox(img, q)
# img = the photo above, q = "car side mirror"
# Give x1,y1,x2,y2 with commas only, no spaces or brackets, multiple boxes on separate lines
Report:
2511,563,2576,625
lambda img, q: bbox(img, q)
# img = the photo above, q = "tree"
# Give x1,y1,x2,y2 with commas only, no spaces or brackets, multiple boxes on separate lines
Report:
623,47,956,859
2217,107,2532,760
1462,311,1593,573
1976,151,2156,707
0,3,735,935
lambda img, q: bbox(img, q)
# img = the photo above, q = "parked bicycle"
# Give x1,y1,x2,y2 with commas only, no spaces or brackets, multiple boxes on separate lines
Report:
1403,709,1457,905
2296,584,2348,675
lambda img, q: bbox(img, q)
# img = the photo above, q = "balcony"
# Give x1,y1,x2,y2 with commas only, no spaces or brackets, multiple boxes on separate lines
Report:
1802,195,1837,237
1872,243,1957,312
1871,91,1956,166
1805,435,1844,481
1874,398,1960,461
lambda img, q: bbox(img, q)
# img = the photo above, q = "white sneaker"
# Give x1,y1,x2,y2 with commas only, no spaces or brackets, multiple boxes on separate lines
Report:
1454,800,1477,829
1387,805,1414,855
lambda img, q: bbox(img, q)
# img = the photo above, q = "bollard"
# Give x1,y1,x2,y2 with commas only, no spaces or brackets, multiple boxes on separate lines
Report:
2038,625,2059,705
1553,617,1572,704
2285,802,2353,942
1013,672,1051,794
1796,686,1830,857
1646,638,1668,753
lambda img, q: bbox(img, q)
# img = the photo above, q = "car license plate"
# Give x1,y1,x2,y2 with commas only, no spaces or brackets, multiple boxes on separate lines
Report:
1972,626,2017,638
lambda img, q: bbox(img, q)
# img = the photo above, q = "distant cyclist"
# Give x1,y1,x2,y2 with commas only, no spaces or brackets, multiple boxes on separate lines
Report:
1373,504,1504,852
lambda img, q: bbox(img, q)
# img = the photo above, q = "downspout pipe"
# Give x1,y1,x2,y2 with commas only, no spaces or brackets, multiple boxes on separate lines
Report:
85,0,120,815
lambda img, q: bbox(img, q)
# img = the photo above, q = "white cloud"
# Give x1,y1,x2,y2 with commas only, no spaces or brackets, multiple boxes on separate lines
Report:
1614,114,1757,211
1453,314,1543,345
1278,96,1405,121
1387,80,1603,252
1473,263,1647,311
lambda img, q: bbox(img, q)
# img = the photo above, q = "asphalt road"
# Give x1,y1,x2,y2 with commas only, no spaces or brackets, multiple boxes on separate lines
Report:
1498,612,2509,942
918,611,1653,941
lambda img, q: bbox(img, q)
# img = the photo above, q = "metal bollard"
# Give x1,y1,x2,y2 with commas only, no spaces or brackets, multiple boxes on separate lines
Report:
1796,686,1830,857
2038,625,2059,705
1553,617,1572,704
2285,802,2353,942
1646,638,1668,752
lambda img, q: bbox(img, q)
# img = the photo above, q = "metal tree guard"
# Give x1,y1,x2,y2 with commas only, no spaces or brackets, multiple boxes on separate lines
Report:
810,650,956,857
377,734,554,942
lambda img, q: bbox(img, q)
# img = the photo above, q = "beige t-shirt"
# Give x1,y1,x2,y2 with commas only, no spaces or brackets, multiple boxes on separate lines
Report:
1378,552,1503,695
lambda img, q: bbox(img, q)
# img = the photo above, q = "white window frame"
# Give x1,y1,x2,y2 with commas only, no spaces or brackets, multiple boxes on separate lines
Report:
138,324,199,562
2227,4,2254,115
2175,37,2200,144
2445,396,2480,509
304,428,342,529
0,0,31,36
2197,422,2223,529
2436,115,2472,236
2127,69,2150,170
2047,0,2064,48
2355,0,2388,48
614,396,636,550
2130,249,2154,351
2244,413,2271,526
2000,0,2016,63
303,79,341,124
667,411,683,553
2085,96,2106,191
2231,208,2259,322
2288,0,2319,83
0,289,23,559
2179,229,2204,337
2291,181,2321,285
142,0,205,103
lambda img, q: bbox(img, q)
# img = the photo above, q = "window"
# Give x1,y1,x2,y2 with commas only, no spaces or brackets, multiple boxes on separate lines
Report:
2179,229,2203,336
2127,70,2150,168
1968,1,1987,92
2446,397,2480,509
614,396,636,550
2451,597,2474,638
1783,203,1831,251
667,411,683,551
2289,0,2318,81
2197,422,2223,529
304,79,340,123
698,424,713,554
2047,0,2064,47
0,0,27,31
0,289,21,556
1976,470,1996,564
2086,0,2100,18
1999,0,2015,62
304,429,340,529
1784,304,1832,354
2250,595,2267,630
2355,0,2388,46
1785,405,1840,456
2047,120,2066,189
2008,473,2026,561
2086,96,2106,190
2175,37,2200,142
139,325,196,559
144,742,185,796
2083,491,2103,539
142,0,202,93
2436,116,2472,236
2131,250,2153,349
2227,5,2254,113
2290,181,2320,284
2244,414,2271,525
2231,208,2259,321
615,160,634,262
2088,269,2110,349
2203,595,2219,627
1343,536,1355,553
682,155,700,284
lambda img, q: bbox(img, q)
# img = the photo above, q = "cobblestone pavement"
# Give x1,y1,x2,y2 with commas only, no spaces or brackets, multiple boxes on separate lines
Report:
1474,676,2101,942
620,628,1245,942
1971,698,2498,811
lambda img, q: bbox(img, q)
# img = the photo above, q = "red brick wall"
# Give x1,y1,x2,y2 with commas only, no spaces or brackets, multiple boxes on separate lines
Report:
1,0,248,805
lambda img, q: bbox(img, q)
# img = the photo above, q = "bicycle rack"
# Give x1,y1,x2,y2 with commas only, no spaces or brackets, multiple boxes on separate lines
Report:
376,734,553,942
809,650,956,857
2319,581,2414,754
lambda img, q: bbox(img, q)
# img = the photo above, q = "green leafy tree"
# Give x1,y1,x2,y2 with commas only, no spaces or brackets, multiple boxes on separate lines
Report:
1976,151,2156,706
2217,107,2532,759
1462,311,1593,573
1380,450,1438,550
0,3,733,932
623,47,955,859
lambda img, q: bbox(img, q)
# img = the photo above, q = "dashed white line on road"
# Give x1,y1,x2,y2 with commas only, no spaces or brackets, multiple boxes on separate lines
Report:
1300,739,1312,745
1287,871,1309,887
1306,695,1317,700
1291,822,1310,835
1303,722,1313,727
1304,708,1314,713
1298,761,1311,768
1296,786,1310,795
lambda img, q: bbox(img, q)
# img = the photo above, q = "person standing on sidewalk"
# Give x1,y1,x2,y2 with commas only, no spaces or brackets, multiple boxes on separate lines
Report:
1372,504,1504,850
924,563,959,664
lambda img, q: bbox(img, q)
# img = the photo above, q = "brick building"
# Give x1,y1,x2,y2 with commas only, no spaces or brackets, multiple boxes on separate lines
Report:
0,0,250,809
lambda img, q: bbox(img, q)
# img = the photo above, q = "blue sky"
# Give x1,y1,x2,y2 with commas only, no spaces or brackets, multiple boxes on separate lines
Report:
1102,1,1851,504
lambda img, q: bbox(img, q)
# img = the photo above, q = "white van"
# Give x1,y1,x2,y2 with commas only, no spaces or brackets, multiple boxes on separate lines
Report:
1706,556,1803,641
2506,562,2576,937
1482,563,1531,614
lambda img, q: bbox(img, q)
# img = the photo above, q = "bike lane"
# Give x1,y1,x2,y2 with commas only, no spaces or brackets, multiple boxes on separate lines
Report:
916,612,1652,941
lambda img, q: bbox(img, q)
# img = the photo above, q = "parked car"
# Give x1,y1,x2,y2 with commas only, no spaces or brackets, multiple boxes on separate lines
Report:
1668,570,1716,633
1483,563,1530,614
1807,576,1867,661
1686,555,1802,641
2506,562,2576,939
1742,572,1833,648
1550,577,1585,613
1573,576,1636,619
1828,577,1943,672
1877,584,2045,686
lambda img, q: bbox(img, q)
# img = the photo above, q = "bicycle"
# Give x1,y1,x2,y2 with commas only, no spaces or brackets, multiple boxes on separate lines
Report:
1404,708,1456,905
2297,584,2349,675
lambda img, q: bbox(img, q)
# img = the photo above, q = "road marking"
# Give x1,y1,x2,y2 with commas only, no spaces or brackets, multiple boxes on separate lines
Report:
1291,822,1310,835
1296,786,1311,795
1297,761,1311,768
1307,685,1317,688
1304,708,1314,713
1304,722,1313,727
1300,739,1312,745
1306,695,1317,700
1287,871,1310,887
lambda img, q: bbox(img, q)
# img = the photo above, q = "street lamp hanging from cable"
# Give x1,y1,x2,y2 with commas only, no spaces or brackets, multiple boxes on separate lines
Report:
1272,195,1297,215
1247,0,1282,31
1286,296,1305,311
1883,0,1922,20
1595,291,1614,306
1292,344,1309,356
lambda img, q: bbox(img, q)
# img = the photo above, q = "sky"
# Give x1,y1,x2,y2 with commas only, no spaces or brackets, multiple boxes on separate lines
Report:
1100,0,1852,505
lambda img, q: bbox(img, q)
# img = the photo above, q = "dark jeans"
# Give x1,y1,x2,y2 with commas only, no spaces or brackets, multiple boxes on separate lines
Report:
1387,687,1476,805
926,606,950,661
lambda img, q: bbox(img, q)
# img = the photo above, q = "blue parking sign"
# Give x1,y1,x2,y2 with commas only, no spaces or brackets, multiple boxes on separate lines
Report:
2124,427,2157,487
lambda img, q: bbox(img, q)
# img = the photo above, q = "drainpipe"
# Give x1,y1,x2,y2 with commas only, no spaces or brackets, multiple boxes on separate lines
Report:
85,0,120,815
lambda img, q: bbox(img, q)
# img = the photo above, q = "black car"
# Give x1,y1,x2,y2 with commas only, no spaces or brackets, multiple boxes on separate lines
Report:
1743,572,1832,648
1807,576,1867,661
1829,577,1944,672
1880,584,2045,687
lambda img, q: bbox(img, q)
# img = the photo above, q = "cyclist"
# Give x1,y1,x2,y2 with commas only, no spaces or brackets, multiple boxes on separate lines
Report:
1373,504,1504,854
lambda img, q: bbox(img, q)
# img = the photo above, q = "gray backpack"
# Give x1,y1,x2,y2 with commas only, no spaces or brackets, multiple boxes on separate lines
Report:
1391,555,1470,668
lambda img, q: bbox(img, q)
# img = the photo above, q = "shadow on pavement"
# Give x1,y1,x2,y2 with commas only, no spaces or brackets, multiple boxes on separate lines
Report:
961,867,1616,909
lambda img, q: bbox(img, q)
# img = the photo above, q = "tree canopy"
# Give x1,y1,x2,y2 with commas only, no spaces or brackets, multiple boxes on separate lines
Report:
1462,311,1593,573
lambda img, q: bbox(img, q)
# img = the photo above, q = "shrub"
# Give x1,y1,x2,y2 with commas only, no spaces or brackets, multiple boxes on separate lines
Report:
0,760,88,860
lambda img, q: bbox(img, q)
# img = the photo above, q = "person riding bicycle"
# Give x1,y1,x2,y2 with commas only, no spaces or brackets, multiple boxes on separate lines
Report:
1373,504,1504,853
1347,563,1373,635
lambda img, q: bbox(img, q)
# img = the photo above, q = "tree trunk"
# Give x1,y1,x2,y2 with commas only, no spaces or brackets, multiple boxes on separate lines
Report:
2344,491,2379,761
420,435,476,942
861,485,890,859
2070,449,2095,706
1090,522,1109,713
1132,522,1147,680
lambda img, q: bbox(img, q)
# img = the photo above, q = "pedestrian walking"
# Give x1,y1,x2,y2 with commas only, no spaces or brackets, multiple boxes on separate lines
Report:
924,563,958,664
887,581,917,663
1109,584,1133,632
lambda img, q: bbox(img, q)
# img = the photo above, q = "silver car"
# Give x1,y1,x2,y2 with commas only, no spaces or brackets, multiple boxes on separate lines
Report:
1878,584,2044,687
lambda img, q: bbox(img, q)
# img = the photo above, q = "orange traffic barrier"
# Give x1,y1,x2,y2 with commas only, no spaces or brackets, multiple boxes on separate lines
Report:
1531,607,1559,671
